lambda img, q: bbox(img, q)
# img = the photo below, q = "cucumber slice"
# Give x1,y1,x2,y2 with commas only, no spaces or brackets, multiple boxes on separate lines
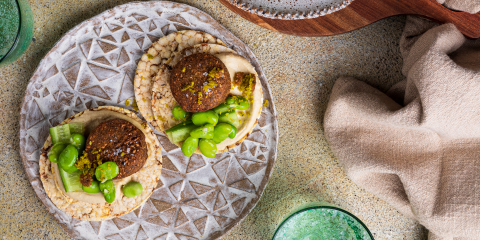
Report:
166,120,196,143
218,110,240,127
68,122,85,135
59,167,83,192
166,132,174,142
49,124,71,145
171,124,197,143
165,120,193,133
213,103,232,115
49,123,85,145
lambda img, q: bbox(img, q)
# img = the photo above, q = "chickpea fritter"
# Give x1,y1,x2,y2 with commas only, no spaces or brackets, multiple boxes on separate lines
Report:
85,119,148,181
169,53,231,112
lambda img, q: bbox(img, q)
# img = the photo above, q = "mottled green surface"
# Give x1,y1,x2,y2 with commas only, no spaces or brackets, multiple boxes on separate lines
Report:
0,0,427,239
0,0,20,58
273,208,365,240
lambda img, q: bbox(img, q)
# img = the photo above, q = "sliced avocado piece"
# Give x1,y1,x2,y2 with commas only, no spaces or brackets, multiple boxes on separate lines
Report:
59,167,83,192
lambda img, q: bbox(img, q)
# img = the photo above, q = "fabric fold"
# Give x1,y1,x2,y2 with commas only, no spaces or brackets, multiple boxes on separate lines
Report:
324,17,480,240
436,0,480,14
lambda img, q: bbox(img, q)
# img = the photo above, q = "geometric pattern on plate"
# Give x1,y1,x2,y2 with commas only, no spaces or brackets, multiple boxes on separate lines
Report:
19,2,277,239
232,0,354,20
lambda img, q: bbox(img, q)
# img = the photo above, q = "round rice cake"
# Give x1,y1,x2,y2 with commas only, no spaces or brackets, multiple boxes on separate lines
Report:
39,106,162,221
151,44,263,153
134,30,226,128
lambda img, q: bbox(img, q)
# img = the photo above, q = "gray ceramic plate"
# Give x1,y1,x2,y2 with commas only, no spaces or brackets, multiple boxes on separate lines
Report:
19,1,278,239
230,0,354,19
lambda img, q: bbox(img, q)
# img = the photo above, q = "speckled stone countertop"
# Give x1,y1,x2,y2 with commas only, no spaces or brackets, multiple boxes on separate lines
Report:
0,0,427,239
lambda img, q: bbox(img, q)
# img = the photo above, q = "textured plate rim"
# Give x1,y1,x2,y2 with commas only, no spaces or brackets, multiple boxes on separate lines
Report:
230,0,354,20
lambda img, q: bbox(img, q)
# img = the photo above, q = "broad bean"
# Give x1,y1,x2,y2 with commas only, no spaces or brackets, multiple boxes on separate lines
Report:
95,162,119,182
228,124,237,139
122,181,143,198
58,144,79,173
190,124,214,139
70,133,86,152
213,103,232,114
226,95,249,110
48,143,67,163
182,137,199,157
82,179,101,193
212,123,234,144
172,105,190,120
198,139,217,158
99,179,115,203
192,110,218,126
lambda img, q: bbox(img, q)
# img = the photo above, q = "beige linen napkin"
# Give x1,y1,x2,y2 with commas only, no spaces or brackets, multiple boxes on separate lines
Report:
438,0,480,13
324,10,480,240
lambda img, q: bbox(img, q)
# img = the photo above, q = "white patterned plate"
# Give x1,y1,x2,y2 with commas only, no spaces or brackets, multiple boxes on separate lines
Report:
19,1,278,239
230,0,354,19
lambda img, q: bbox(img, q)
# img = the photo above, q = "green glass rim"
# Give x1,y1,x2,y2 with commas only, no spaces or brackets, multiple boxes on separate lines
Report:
0,0,22,63
272,205,375,240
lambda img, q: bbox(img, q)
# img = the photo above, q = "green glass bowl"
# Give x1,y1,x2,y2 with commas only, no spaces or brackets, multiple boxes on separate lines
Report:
0,0,34,67
273,202,374,240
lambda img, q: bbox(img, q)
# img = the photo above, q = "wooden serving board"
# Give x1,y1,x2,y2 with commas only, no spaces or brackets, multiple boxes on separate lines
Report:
219,0,480,38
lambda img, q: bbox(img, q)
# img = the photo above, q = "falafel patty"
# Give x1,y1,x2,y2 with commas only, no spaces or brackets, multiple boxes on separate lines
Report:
85,118,148,180
169,53,231,112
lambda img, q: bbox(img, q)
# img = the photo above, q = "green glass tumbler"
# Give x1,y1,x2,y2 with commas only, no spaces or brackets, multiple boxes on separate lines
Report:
0,0,34,67
273,202,374,240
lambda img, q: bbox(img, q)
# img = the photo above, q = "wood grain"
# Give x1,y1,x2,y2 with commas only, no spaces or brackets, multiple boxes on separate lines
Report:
219,0,480,38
